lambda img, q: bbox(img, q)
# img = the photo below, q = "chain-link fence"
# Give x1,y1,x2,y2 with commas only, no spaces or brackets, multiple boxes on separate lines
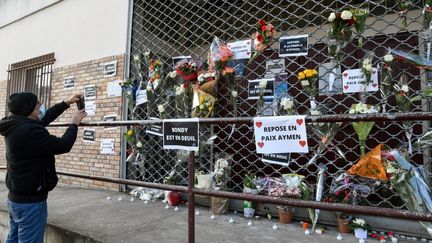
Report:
126,0,432,210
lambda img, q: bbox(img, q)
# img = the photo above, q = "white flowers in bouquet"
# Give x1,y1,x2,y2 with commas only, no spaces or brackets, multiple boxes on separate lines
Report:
384,54,394,63
144,51,150,57
401,84,409,93
158,104,165,113
280,97,294,111
259,80,268,89
328,12,336,22
146,86,152,92
169,71,178,78
198,72,216,84
231,90,238,98
362,58,372,72
341,10,353,20
175,85,185,95
136,141,142,148
301,80,310,87
214,158,229,176
349,102,378,114
352,218,366,227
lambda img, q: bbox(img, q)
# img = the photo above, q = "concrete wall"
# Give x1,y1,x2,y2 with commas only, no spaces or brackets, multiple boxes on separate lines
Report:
0,0,62,27
0,0,129,80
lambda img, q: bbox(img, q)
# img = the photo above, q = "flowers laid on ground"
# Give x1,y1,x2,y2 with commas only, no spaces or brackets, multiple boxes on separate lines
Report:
175,60,198,82
351,8,369,48
349,102,379,156
327,10,356,61
210,155,232,215
351,217,370,230
298,69,319,97
249,19,276,63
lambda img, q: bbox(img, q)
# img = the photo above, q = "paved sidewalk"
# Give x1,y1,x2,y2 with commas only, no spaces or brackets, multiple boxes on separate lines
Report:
0,183,384,243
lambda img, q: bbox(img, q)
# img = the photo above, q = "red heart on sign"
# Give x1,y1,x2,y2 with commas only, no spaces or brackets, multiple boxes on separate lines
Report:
296,119,303,126
257,142,265,148
299,140,307,147
246,52,250,55
372,83,378,87
255,121,263,128
343,72,348,77
344,85,349,90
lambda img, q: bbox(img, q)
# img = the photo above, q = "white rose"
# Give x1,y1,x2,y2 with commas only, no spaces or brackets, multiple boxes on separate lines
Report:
199,104,205,110
328,12,336,22
301,80,310,87
401,85,409,93
384,54,394,63
365,64,372,72
175,85,185,95
198,74,205,83
231,91,238,97
363,58,371,66
133,54,140,61
136,141,142,148
341,10,353,20
158,105,165,113
146,86,152,92
170,71,178,78
259,80,267,89
144,51,150,57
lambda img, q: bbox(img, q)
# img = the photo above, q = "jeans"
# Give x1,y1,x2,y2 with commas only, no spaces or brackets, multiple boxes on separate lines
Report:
6,200,47,243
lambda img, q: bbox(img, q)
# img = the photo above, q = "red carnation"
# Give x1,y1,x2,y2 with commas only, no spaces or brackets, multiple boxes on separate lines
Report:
256,34,264,43
258,19,266,26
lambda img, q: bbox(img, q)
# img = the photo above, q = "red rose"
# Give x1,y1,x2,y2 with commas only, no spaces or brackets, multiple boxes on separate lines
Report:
347,17,355,26
371,233,377,238
183,82,190,89
168,191,181,206
150,78,154,83
256,34,264,43
388,232,394,237
258,19,266,26
261,25,267,31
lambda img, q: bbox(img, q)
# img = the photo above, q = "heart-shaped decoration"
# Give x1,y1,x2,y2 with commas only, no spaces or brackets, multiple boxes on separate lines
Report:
255,121,263,128
246,52,251,55
299,140,307,147
296,119,303,126
257,141,265,148
247,41,250,45
343,72,348,77
344,85,349,90
372,70,377,74
372,83,378,87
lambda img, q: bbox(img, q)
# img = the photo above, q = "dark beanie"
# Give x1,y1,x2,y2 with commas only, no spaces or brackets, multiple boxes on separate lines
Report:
8,92,38,116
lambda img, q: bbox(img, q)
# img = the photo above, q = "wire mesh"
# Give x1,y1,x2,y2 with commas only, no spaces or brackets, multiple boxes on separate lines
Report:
127,0,432,209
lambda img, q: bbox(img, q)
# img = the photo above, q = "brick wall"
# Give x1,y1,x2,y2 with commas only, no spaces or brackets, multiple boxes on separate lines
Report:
0,79,7,171
0,55,125,190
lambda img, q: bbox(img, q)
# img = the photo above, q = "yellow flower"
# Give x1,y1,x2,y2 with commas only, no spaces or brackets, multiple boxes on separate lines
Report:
298,72,306,80
199,95,205,104
155,60,162,66
312,69,318,75
126,130,133,136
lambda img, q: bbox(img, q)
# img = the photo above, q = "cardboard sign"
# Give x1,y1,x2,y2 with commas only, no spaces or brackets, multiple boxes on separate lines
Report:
227,40,252,60
135,89,147,106
163,119,199,151
84,85,96,100
262,153,290,166
100,139,115,155
103,114,117,130
107,80,122,97
342,68,379,93
248,78,275,100
83,129,95,142
254,116,308,154
279,35,308,57
146,118,163,136
265,59,285,78
319,62,342,94
85,100,96,116
104,61,117,77
64,76,75,89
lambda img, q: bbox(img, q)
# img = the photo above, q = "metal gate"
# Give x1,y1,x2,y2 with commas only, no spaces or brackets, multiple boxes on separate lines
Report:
126,0,431,210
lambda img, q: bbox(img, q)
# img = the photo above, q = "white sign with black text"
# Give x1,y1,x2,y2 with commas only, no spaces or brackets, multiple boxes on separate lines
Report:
100,139,115,155
85,100,96,116
227,40,252,60
163,119,199,151
135,89,147,106
254,116,308,154
107,80,122,97
104,61,117,77
265,59,285,78
146,118,163,136
342,68,379,93
262,153,290,166
103,114,117,130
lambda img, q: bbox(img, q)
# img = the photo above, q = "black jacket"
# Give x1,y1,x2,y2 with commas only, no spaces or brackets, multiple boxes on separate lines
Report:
0,101,78,203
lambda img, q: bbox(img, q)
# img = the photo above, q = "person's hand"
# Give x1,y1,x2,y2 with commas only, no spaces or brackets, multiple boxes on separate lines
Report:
72,109,87,125
64,94,82,106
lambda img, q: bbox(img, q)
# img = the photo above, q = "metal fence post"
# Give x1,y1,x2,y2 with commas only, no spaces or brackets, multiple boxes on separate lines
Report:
188,151,195,243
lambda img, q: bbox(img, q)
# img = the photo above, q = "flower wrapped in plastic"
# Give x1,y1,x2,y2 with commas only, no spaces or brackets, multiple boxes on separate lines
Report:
361,57,373,86
277,96,296,116
249,19,276,64
198,71,218,97
143,51,163,91
380,52,395,112
298,69,319,109
175,59,198,82
192,88,216,118
222,67,237,111
210,154,232,214
209,37,234,75
349,102,379,156
174,82,192,118
351,8,369,48
327,10,355,61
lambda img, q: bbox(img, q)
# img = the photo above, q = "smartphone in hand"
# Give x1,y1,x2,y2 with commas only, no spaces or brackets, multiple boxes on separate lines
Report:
76,96,85,110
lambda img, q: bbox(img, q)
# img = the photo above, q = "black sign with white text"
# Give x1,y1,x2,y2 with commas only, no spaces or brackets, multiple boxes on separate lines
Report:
248,79,275,100
279,35,308,57
163,119,199,151
64,76,75,89
146,118,163,136
262,153,290,166
83,129,96,142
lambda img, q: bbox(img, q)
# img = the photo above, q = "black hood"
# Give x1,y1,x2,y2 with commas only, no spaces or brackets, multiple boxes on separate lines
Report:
0,115,36,136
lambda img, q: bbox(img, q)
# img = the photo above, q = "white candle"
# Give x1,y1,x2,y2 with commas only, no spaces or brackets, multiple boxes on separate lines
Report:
195,210,200,216
337,234,343,240
106,196,111,200
229,217,234,223
305,229,310,235
272,224,278,230
210,214,215,220
247,220,252,226
174,206,179,211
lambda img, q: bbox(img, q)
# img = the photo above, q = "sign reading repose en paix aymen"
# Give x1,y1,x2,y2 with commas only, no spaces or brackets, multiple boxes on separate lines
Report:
254,116,309,154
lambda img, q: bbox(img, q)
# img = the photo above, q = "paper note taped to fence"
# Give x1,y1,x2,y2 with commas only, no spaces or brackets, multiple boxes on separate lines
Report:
254,116,308,154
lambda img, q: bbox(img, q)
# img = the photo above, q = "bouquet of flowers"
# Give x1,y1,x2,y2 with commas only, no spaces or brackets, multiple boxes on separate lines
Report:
349,103,379,156
298,69,319,101
175,60,198,82
380,52,395,112
351,8,369,48
210,154,232,215
249,19,276,64
351,218,370,230
397,0,413,27
361,57,373,86
222,67,237,111
277,96,295,115
327,10,356,61
192,88,216,118
209,37,234,74
174,82,192,118
143,51,163,91
198,71,218,97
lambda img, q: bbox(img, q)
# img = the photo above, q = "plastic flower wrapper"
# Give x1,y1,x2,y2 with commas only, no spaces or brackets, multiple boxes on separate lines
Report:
210,154,232,215
256,79,268,115
394,75,422,154
349,102,379,156
198,71,218,97
415,129,432,149
348,144,388,180
327,10,355,61
381,149,432,236
380,51,395,112
192,88,216,118
249,19,276,64
397,0,413,28
351,8,369,48
195,170,213,190
391,49,432,70
222,67,237,112
424,1,432,30
361,56,373,86
130,187,164,201
174,81,192,118
209,36,234,75
311,166,327,232
175,59,198,82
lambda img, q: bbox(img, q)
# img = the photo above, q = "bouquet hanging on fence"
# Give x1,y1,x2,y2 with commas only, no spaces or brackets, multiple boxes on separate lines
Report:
143,51,163,91
175,60,198,82
380,52,395,112
174,81,192,118
249,19,276,64
222,67,238,111
209,37,234,75
198,71,218,97
351,8,369,48
396,0,413,28
327,10,355,61
192,87,216,118
361,56,373,86
349,103,379,156
298,69,319,107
